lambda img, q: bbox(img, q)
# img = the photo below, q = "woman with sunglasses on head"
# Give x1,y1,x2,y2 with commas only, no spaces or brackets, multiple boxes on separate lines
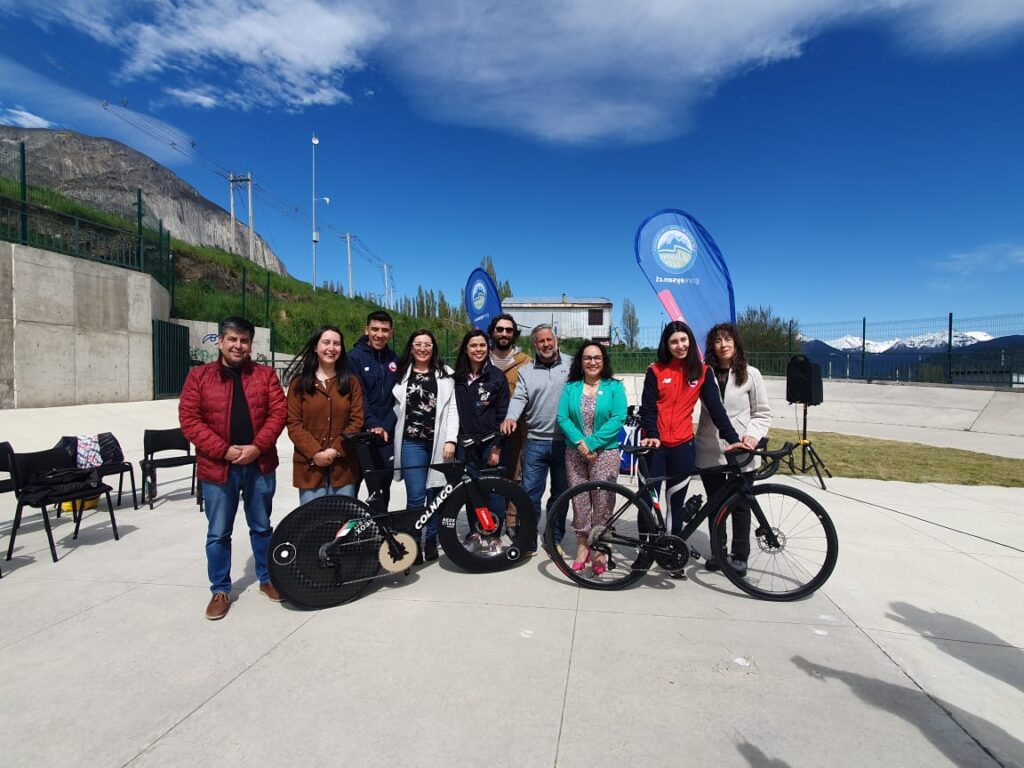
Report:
453,329,511,551
696,323,769,575
392,329,459,562
284,325,364,504
557,341,628,574
639,321,745,545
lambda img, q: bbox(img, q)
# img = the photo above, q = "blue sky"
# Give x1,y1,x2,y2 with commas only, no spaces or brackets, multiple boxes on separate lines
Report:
1,1,1023,335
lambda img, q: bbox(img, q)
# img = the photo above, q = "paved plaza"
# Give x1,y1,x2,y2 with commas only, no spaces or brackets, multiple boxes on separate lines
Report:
0,399,1022,767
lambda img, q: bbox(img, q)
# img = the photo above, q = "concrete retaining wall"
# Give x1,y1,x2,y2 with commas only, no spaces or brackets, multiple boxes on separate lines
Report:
0,242,170,409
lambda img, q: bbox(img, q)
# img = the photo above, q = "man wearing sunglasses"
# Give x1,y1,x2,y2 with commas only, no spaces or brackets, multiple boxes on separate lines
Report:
487,314,531,531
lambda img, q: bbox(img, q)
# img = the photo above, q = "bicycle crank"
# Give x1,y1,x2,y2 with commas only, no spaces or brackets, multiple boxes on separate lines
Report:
653,534,690,573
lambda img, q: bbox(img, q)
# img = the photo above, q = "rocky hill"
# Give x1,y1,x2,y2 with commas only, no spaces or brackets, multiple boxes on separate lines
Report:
0,126,287,275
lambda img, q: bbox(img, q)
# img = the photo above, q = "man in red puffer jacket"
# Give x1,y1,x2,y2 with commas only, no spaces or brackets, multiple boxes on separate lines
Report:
179,317,287,620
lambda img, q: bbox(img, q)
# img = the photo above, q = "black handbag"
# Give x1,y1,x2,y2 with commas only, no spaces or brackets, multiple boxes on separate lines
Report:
22,467,101,505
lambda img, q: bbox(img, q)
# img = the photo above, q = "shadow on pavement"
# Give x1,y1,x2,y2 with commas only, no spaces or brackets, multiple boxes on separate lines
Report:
792,655,1024,768
886,601,1024,695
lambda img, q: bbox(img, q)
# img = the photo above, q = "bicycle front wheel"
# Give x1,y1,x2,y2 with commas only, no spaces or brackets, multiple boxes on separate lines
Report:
268,496,383,609
545,481,656,590
437,478,538,573
711,483,838,601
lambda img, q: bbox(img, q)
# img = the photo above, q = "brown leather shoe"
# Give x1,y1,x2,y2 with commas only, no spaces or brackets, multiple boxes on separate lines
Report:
259,582,284,602
205,592,231,620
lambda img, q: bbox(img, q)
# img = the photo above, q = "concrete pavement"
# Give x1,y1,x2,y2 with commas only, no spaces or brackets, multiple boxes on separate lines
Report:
0,399,1022,767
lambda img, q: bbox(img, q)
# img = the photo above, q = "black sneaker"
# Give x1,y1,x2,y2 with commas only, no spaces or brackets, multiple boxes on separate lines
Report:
424,538,439,562
730,558,748,577
704,558,721,572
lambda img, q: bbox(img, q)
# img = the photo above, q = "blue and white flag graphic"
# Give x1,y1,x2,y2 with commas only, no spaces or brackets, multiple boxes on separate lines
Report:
464,268,503,331
634,209,735,355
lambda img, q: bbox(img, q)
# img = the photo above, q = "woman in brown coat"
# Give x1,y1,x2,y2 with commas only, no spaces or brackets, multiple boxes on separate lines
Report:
284,325,364,504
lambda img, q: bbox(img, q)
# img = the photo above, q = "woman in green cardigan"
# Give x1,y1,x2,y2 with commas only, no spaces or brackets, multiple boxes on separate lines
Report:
557,341,628,574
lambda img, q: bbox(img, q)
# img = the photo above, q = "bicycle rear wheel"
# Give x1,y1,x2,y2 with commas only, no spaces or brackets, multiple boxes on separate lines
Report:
545,481,656,590
711,483,838,601
438,478,538,573
268,496,383,609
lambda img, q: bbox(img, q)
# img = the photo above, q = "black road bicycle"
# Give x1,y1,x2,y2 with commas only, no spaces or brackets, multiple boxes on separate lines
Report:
543,441,838,601
269,432,537,608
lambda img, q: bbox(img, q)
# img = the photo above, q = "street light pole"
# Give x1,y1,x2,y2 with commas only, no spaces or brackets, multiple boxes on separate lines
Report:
312,134,319,292
311,134,330,292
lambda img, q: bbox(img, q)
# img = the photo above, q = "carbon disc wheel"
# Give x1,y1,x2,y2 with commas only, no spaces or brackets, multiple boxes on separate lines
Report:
268,496,383,609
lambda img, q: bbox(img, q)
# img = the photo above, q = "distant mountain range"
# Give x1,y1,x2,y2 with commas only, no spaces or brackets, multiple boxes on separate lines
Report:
0,126,287,275
798,331,1023,382
819,330,994,353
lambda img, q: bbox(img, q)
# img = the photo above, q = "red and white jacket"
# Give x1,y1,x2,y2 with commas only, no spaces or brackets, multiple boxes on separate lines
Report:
639,361,738,447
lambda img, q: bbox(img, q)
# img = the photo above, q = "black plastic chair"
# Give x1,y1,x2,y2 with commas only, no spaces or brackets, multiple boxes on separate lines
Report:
6,447,117,564
140,428,197,509
0,442,11,576
0,441,13,497
56,434,138,510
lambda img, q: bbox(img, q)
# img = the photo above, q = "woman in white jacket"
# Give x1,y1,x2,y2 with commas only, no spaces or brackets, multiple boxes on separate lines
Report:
695,323,770,574
392,329,459,562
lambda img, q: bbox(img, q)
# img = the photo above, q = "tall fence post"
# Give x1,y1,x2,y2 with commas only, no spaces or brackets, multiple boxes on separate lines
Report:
136,188,144,270
861,317,867,381
157,219,164,278
947,312,954,385
264,271,271,327
18,142,28,244
787,320,794,355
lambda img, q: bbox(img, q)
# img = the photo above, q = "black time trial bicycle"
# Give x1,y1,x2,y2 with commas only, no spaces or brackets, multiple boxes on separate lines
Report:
543,440,838,601
268,431,537,609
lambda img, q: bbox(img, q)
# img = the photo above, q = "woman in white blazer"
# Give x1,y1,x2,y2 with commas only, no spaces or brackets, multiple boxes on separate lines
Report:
695,323,770,574
392,329,459,562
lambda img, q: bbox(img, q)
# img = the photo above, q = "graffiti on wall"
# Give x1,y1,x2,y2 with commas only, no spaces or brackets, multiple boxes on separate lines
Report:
190,332,269,364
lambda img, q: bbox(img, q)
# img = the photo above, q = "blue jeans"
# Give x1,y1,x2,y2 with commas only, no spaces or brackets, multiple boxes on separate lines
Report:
201,464,276,594
401,439,440,540
522,438,567,545
299,482,356,506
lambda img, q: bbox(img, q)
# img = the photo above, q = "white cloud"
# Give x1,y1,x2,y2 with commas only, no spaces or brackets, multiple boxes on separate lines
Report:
4,0,1024,143
0,106,56,128
0,56,194,165
938,243,1024,272
164,87,218,109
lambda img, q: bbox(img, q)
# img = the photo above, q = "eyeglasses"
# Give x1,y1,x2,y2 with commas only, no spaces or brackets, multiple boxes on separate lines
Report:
412,342,433,350
582,355,603,362
493,326,515,334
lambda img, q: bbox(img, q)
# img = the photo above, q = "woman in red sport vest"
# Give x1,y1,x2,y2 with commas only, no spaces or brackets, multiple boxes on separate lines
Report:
638,321,743,536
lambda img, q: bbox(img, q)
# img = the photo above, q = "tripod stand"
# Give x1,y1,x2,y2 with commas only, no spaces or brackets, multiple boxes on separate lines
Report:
788,402,832,490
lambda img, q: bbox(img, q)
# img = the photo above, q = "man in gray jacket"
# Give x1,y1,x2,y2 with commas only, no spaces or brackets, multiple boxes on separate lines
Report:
500,323,569,550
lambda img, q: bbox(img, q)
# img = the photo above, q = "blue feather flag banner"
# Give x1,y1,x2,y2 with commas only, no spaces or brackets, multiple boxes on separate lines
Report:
634,209,735,355
464,268,503,331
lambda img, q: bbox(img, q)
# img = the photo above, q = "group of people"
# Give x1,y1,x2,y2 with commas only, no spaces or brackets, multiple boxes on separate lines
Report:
178,309,770,621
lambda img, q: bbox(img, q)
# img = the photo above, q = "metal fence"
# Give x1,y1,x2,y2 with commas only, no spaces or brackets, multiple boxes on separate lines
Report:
0,140,173,290
618,311,1024,388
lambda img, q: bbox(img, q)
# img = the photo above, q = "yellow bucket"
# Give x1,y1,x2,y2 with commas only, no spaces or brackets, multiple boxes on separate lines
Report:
61,497,99,512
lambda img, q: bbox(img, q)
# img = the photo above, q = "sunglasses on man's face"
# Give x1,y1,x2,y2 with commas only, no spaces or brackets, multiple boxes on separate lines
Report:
493,327,515,334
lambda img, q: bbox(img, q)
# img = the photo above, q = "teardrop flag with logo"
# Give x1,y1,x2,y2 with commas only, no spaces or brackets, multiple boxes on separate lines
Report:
464,268,503,331
634,209,735,356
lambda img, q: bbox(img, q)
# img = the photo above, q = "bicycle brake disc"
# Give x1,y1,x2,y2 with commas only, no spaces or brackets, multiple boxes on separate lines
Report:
653,535,690,572
380,532,417,573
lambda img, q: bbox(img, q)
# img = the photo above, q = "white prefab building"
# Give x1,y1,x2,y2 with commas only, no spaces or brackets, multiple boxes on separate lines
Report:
502,295,614,342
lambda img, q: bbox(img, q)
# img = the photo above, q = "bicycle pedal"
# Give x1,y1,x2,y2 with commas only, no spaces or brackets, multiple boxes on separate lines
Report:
690,548,702,560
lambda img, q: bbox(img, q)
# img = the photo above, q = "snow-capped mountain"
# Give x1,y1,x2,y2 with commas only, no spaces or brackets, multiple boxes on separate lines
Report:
824,330,993,353
825,335,898,353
